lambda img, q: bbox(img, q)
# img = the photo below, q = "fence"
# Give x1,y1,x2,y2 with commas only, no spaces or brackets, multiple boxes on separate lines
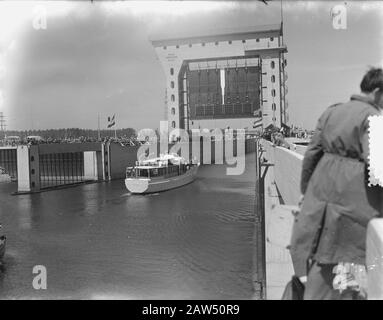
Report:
39,152,85,189
0,147,17,180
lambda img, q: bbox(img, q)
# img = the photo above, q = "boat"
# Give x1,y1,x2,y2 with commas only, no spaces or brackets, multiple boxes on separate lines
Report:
0,166,11,183
125,153,200,194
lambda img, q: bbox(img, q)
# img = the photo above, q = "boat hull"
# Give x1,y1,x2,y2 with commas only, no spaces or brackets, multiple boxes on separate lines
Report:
0,174,11,183
125,165,199,194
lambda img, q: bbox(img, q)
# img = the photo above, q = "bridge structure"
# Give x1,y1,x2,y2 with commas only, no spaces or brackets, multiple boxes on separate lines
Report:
150,23,288,138
1,135,257,193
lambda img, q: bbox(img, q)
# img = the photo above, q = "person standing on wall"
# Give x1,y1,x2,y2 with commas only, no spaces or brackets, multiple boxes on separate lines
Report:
289,68,383,300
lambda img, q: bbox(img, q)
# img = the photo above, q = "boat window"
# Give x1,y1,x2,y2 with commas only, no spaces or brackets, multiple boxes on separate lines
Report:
150,168,159,177
139,169,149,177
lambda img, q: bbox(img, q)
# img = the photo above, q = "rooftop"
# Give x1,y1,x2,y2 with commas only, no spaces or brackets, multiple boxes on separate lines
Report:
150,23,283,47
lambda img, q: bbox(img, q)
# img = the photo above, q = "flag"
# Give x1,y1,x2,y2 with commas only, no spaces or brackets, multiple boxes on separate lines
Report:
107,114,115,128
253,118,263,129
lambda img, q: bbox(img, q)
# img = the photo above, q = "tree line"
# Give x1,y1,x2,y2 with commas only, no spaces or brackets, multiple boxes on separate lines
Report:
2,128,137,140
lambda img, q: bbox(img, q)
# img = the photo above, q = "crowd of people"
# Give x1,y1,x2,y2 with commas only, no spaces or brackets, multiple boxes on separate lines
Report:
260,124,313,150
0,135,144,147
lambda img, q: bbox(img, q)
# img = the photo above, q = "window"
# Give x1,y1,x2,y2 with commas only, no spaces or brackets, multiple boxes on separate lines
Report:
271,75,275,83
171,121,176,128
272,103,276,111
171,108,175,115
170,68,174,75
271,89,276,97
176,45,179,49
242,40,246,43
270,37,274,41
171,81,174,88
228,40,232,44
202,43,205,47
256,38,260,42
171,94,175,102
271,61,275,69
284,59,287,66
163,46,167,50
215,41,219,46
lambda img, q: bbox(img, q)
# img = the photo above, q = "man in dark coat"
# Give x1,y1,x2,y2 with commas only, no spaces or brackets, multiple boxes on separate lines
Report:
290,68,383,299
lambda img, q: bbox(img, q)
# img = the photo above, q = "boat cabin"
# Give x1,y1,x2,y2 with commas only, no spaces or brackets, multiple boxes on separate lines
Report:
126,162,192,179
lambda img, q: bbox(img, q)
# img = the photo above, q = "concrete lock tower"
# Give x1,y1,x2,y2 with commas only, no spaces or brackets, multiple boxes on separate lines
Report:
150,23,288,138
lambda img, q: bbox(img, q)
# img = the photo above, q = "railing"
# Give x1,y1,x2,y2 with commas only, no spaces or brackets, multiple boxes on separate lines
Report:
39,152,84,189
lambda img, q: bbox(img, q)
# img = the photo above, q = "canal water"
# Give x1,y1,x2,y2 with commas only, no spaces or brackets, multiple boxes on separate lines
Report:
0,154,256,299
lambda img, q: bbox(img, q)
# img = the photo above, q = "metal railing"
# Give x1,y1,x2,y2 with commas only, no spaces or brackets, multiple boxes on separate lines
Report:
253,139,274,299
39,152,84,189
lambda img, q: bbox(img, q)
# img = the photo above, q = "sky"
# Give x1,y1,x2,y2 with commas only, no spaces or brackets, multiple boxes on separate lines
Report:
0,0,382,131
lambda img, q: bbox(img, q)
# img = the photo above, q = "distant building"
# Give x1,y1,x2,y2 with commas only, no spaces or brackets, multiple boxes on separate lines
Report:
150,23,288,136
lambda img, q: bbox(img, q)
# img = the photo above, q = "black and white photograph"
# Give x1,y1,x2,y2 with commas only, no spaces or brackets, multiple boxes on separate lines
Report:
0,0,383,305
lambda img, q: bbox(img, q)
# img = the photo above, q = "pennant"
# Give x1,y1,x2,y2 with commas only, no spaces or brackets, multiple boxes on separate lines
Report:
107,114,116,128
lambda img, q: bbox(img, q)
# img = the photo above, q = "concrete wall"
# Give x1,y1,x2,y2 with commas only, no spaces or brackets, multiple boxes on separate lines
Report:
16,146,31,192
84,151,98,181
261,140,300,299
16,144,41,192
38,142,102,155
109,143,140,180
273,147,303,205
366,219,383,299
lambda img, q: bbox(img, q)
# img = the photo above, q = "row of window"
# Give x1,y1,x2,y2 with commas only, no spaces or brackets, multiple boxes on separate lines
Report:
169,64,177,127
270,59,288,69
163,37,276,50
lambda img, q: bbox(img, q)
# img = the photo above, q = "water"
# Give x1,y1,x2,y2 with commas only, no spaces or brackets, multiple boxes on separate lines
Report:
0,154,256,299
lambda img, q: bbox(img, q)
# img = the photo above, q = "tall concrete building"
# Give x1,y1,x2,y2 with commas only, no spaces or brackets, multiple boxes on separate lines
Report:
150,23,288,135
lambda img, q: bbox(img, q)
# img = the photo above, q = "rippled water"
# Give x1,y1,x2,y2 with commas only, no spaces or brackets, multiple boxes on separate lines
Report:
0,154,256,299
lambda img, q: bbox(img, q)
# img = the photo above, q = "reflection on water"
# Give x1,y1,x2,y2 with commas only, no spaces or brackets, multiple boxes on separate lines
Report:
0,154,256,299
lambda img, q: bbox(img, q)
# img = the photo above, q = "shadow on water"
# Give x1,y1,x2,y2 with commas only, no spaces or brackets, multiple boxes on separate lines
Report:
0,154,256,299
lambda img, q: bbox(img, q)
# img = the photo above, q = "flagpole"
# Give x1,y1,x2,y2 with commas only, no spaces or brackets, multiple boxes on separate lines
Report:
114,114,117,139
98,113,101,141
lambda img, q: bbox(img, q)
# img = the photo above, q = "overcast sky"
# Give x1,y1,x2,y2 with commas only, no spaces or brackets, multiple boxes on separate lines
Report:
0,1,382,131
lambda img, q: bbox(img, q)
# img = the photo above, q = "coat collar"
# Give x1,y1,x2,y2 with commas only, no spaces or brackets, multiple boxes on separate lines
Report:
350,94,380,110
